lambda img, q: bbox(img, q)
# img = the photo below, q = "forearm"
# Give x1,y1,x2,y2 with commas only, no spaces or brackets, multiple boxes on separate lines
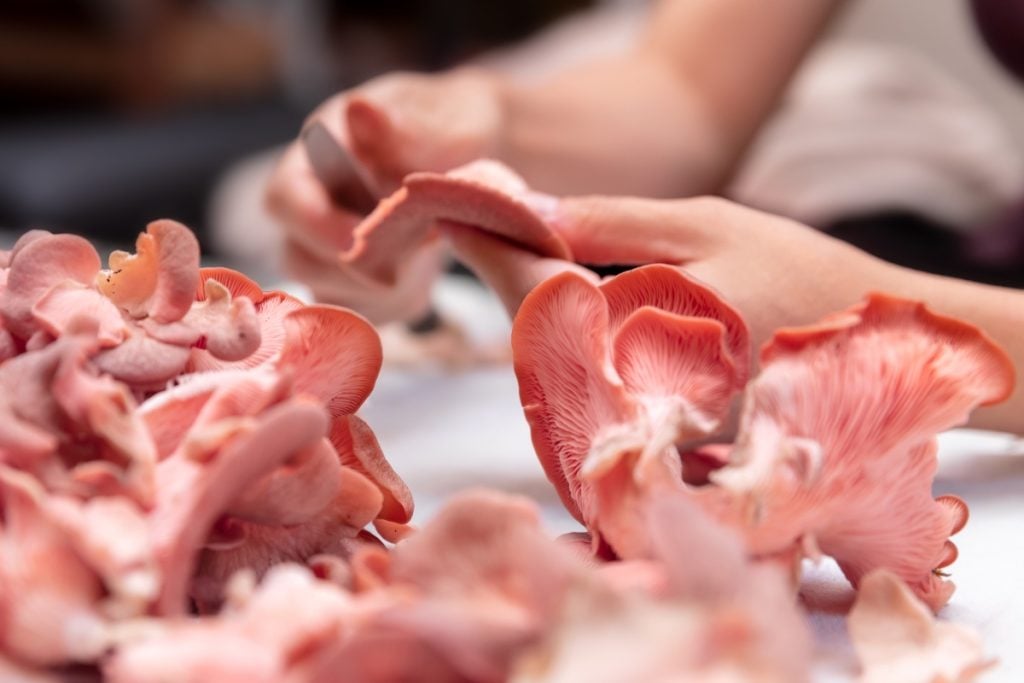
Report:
642,0,847,167
495,54,724,197
492,0,846,198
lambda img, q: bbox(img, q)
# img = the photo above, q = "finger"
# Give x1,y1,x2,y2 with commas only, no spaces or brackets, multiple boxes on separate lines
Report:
549,195,721,266
346,97,407,195
443,221,596,318
266,142,364,254
282,238,441,325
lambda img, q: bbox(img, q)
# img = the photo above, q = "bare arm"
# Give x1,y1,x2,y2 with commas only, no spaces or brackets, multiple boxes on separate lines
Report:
497,0,847,196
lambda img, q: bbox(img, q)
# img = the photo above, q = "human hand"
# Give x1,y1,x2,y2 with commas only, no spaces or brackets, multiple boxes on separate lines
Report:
447,195,901,354
265,69,503,323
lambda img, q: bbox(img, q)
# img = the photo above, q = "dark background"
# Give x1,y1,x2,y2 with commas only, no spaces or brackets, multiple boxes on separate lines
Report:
0,0,591,247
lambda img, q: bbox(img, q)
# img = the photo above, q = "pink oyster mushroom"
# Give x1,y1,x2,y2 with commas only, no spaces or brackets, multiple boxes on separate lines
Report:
341,159,570,287
510,265,749,559
848,570,994,683
138,273,411,610
110,488,810,683
0,323,156,505
512,275,1012,608
711,294,1013,609
516,493,811,683
0,221,260,394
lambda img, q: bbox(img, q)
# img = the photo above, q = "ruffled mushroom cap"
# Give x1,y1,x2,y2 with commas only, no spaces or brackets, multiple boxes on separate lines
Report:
141,375,391,612
92,331,193,393
139,368,289,460
191,460,384,612
0,467,109,666
343,159,570,286
184,269,382,418
141,279,260,363
33,280,126,347
512,271,637,530
275,305,382,418
186,268,304,373
848,570,994,683
79,224,262,391
329,414,415,537
96,219,199,323
0,231,122,343
711,294,1014,609
141,299,395,610
511,266,749,557
186,400,389,610
50,334,157,504
150,397,331,615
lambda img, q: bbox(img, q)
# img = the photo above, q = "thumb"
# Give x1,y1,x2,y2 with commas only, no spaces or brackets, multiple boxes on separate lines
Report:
551,196,713,266
346,96,409,195
443,221,596,318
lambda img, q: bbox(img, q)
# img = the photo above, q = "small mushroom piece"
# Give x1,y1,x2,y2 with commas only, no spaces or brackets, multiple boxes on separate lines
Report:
0,232,102,340
32,280,126,346
186,268,302,373
96,219,200,323
150,398,329,615
511,265,749,558
848,570,994,683
712,294,1015,609
330,414,414,528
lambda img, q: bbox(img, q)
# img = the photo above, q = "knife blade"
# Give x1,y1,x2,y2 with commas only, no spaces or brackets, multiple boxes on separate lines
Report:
301,121,379,215
301,121,443,334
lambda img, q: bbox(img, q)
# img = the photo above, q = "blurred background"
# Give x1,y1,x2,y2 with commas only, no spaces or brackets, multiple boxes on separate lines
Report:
2,0,1023,286
0,0,591,247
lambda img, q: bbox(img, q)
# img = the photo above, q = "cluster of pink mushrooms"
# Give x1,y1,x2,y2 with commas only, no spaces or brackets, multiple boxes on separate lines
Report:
0,157,1013,682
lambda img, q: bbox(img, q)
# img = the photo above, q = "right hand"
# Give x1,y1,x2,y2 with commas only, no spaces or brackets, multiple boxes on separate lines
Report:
265,69,504,324
447,195,901,355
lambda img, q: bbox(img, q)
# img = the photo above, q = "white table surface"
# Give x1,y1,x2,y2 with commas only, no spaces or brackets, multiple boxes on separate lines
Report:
357,276,1024,682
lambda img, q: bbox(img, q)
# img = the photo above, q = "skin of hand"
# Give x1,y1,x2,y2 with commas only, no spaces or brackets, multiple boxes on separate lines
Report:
264,69,504,324
446,196,1024,434
264,0,846,319
500,0,845,196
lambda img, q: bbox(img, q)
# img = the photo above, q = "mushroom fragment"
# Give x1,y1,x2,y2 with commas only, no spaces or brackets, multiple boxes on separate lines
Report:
848,570,994,683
